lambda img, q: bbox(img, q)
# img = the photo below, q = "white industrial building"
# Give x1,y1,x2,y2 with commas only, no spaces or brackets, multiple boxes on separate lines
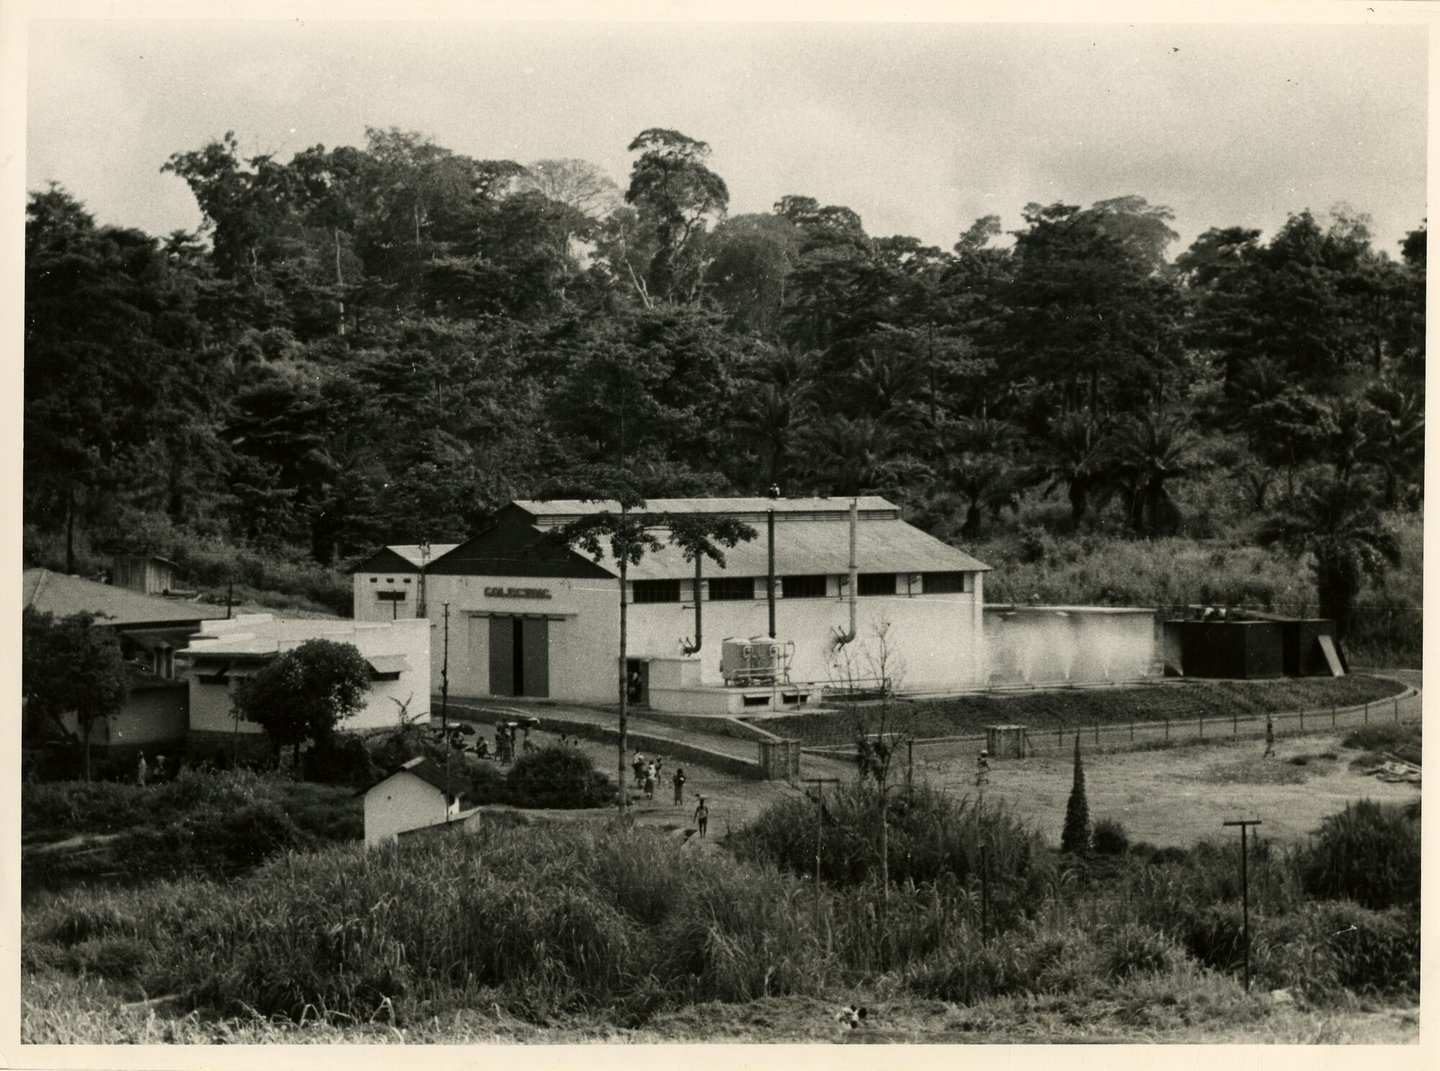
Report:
355,497,992,711
178,613,431,743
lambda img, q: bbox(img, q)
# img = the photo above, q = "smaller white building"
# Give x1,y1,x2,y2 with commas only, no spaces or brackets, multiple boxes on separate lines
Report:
362,756,468,848
177,614,431,742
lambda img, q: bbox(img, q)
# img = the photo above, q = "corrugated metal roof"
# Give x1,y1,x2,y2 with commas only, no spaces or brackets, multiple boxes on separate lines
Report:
560,516,990,579
515,496,899,525
23,569,226,628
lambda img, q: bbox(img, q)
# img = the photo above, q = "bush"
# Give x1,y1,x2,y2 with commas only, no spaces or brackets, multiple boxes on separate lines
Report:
1092,818,1129,856
24,821,833,1023
735,785,1053,920
1341,723,1421,766
1298,800,1419,909
301,735,378,787
504,746,612,809
1100,923,1184,980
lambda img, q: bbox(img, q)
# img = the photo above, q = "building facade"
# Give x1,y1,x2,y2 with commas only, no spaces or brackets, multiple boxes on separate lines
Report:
178,614,431,742
355,498,991,706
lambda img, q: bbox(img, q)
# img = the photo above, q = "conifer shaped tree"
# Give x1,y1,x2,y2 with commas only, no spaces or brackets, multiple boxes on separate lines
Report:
1061,736,1091,855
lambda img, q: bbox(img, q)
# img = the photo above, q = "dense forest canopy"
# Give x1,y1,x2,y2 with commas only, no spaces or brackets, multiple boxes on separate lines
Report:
24,125,1424,637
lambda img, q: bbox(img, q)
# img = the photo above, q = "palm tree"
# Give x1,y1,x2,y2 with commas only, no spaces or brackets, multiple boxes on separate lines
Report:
1257,474,1401,639
1037,409,1117,528
1112,409,1199,536
1358,380,1424,509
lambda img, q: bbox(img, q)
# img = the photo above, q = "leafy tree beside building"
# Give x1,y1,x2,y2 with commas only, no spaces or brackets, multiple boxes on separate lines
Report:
22,608,130,782
233,639,371,764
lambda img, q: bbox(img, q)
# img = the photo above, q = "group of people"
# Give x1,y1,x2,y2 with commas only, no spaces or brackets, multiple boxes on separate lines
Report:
632,751,690,805
135,751,168,786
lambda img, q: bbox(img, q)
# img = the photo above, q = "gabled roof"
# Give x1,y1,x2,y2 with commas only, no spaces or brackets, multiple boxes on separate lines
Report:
514,496,900,526
351,544,461,574
425,499,988,581
361,756,456,798
23,569,226,629
586,515,990,580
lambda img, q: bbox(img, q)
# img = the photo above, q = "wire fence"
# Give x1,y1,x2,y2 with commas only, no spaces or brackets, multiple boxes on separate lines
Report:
801,689,1419,768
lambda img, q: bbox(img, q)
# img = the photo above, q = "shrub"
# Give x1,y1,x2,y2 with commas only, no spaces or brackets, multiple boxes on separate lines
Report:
1100,923,1184,980
1092,818,1129,856
301,734,378,787
1298,800,1419,910
1341,723,1421,766
734,784,1053,920
504,746,612,809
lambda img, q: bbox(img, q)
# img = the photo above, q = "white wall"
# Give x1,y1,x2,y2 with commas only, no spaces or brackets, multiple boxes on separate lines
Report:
627,588,985,692
185,618,432,735
364,771,449,848
353,571,423,622
422,574,621,704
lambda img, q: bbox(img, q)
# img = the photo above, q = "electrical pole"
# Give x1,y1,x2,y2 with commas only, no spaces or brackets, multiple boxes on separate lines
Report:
1223,818,1262,992
441,602,450,736
767,504,777,639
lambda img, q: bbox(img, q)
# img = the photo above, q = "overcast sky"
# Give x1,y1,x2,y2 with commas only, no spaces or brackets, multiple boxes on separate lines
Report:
24,13,1429,259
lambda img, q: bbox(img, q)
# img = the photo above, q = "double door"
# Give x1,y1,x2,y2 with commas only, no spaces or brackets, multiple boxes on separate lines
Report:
488,616,550,698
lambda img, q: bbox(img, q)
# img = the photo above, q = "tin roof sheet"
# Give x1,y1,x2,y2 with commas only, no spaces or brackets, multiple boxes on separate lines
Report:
23,569,226,628
559,515,990,579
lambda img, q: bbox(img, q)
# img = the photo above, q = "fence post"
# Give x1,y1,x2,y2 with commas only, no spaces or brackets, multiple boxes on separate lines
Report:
1232,713,1238,737
1331,705,1336,730
1199,715,1204,739
1395,696,1400,722
1364,702,1369,725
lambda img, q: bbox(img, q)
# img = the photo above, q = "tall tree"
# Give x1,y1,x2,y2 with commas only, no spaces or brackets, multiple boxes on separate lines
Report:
1257,475,1401,640
623,129,729,302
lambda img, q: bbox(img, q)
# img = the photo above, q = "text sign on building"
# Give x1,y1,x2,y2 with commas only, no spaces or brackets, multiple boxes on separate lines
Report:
484,586,553,600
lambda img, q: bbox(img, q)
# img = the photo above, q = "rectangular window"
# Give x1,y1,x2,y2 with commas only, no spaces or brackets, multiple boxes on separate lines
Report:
708,576,756,601
369,670,402,682
377,590,407,602
782,574,827,599
197,672,227,685
922,571,973,594
633,579,681,604
858,573,897,597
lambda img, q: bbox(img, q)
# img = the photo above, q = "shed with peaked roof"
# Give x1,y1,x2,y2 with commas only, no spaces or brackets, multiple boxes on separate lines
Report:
362,756,466,848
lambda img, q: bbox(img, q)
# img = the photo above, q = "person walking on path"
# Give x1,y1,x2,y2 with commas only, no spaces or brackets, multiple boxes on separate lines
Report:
694,796,709,837
632,752,646,788
976,749,990,787
136,751,148,787
672,766,687,805
1264,716,1275,758
644,761,657,800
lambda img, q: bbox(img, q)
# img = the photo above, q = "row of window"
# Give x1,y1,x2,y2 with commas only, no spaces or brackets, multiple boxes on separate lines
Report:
632,572,973,604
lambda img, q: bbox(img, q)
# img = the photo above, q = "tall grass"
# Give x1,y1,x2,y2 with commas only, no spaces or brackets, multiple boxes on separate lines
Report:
24,822,833,1023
